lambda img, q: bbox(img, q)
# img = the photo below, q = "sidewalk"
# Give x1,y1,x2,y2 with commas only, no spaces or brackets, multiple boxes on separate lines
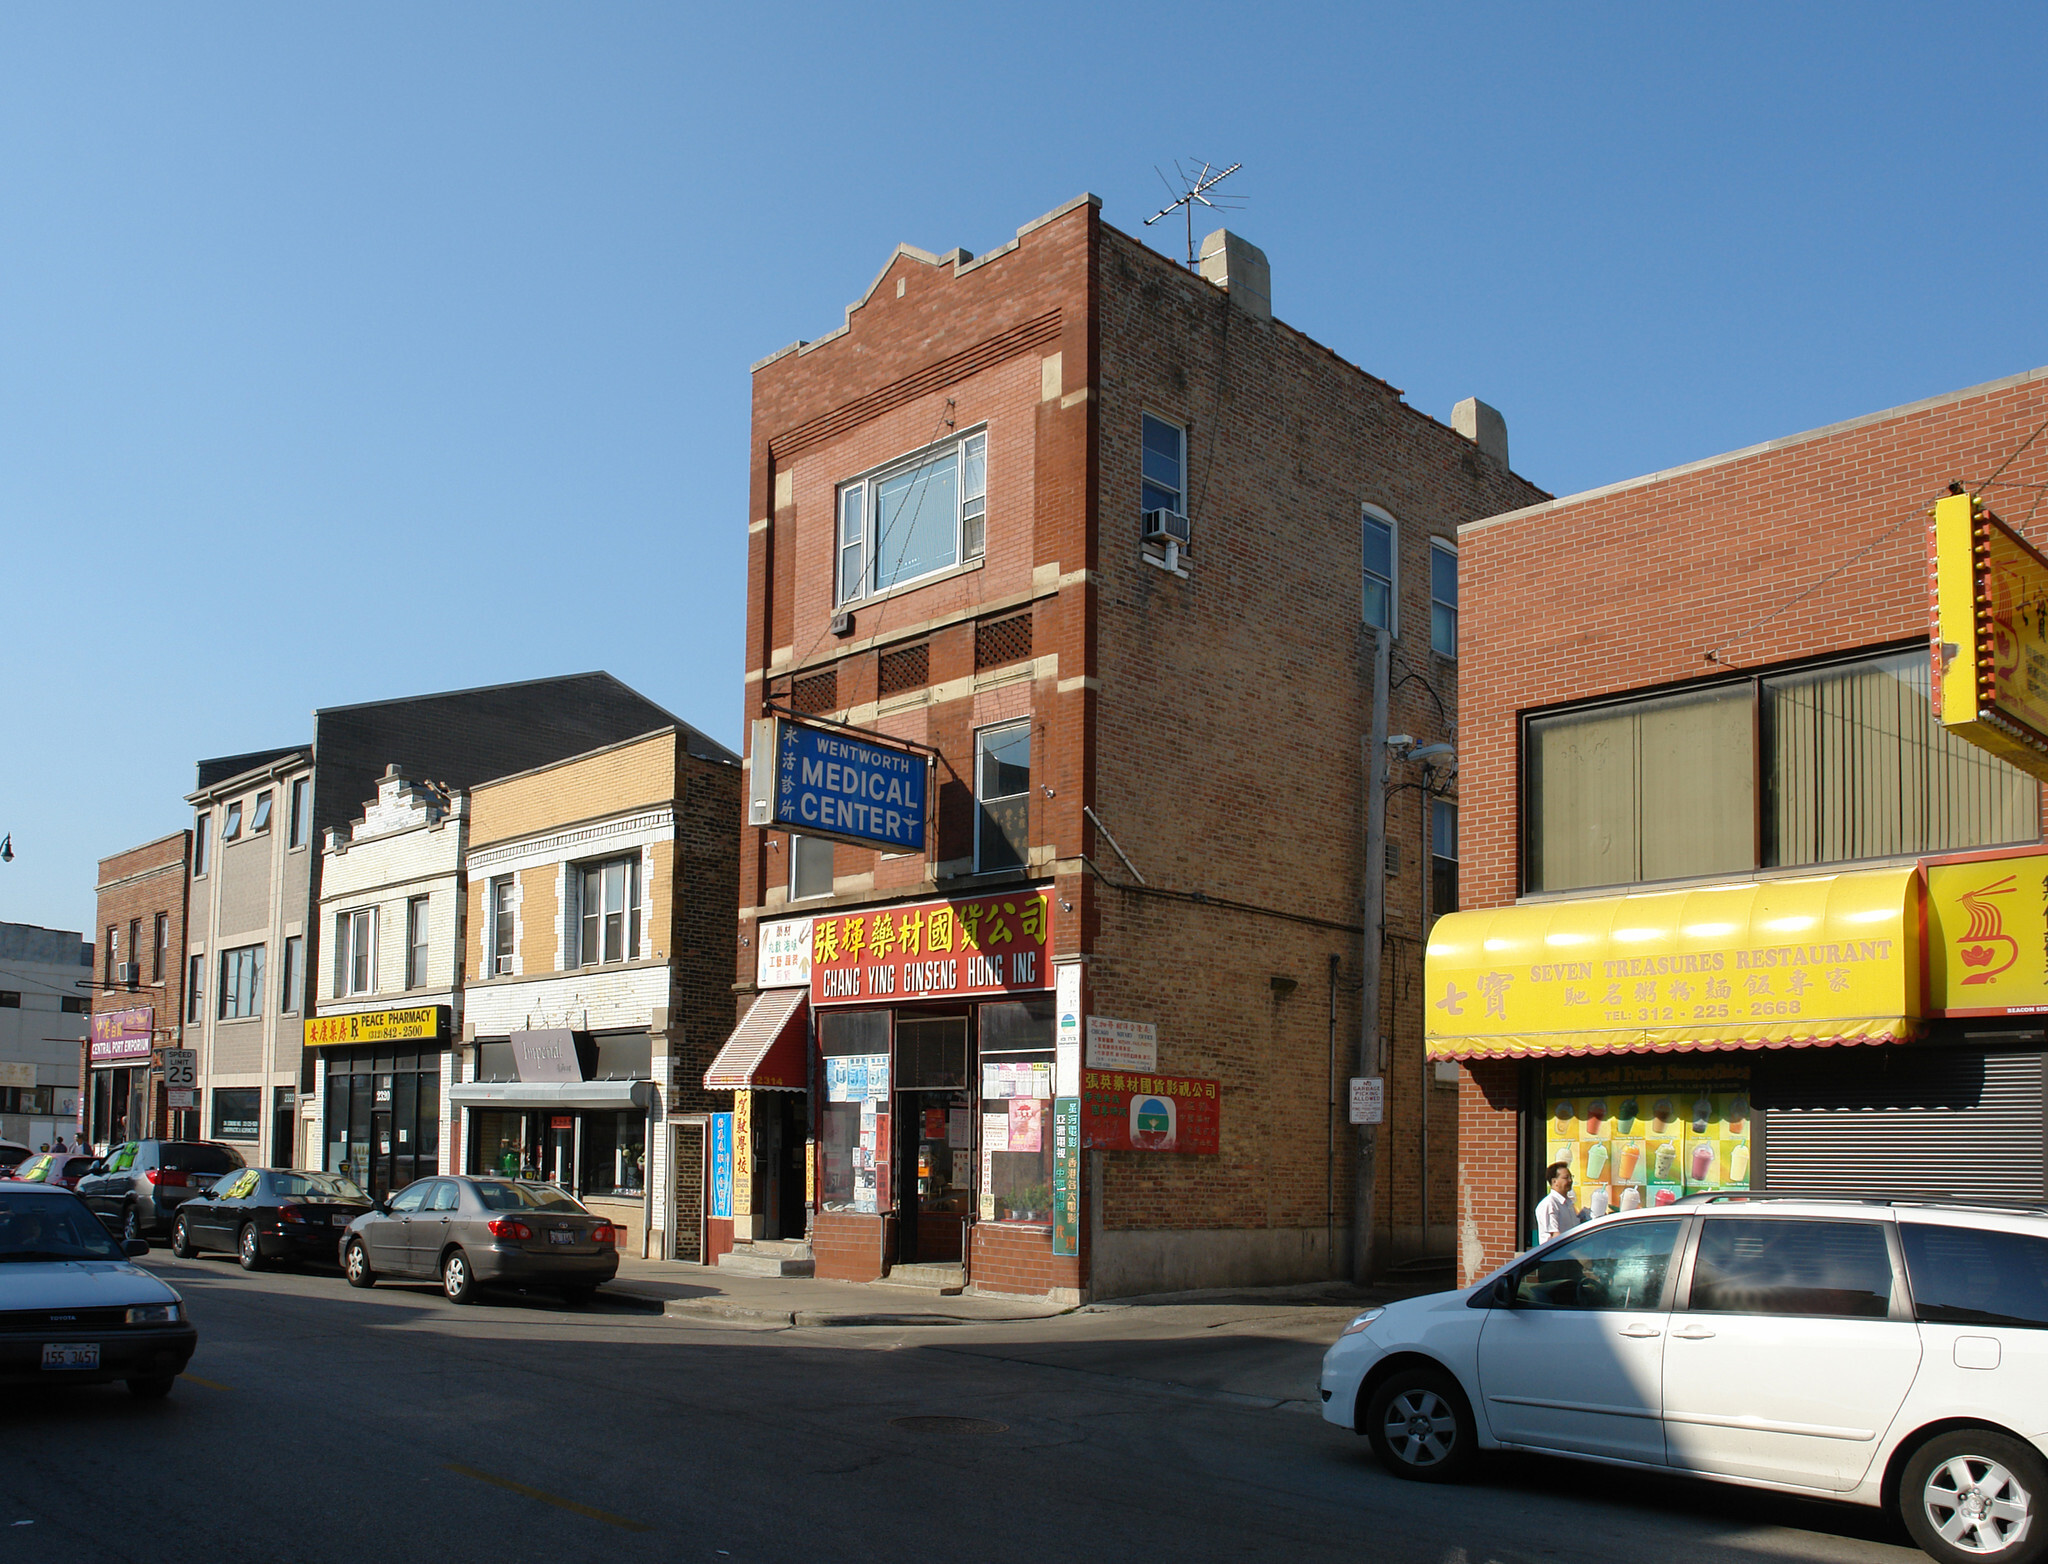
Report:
600,1256,1075,1327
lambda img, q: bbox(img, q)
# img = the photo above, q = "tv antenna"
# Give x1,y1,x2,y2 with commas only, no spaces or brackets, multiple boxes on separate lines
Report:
1145,159,1245,269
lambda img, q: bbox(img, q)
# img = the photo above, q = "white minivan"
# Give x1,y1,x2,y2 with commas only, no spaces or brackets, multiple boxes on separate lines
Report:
1321,1197,2048,1564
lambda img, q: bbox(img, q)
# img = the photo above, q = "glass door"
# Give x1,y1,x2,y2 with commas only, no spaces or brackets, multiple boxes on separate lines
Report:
895,1013,970,1265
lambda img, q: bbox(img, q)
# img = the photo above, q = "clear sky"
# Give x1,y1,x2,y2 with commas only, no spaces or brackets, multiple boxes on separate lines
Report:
4,4,2045,936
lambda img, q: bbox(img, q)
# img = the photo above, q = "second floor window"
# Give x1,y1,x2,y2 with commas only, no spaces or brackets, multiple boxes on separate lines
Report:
790,834,834,902
336,908,376,997
489,877,516,976
153,913,168,982
281,935,302,1014
836,429,988,605
219,944,264,1019
1431,800,1458,922
1141,414,1184,522
1430,540,1458,658
976,722,1031,874
186,955,204,1023
406,896,430,988
577,857,641,966
288,777,311,849
1363,510,1396,633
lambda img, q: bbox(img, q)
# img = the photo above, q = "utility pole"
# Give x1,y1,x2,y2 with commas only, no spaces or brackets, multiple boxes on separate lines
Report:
1354,628,1390,1284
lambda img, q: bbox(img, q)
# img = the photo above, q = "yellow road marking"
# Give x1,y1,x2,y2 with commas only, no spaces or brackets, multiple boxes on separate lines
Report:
443,1464,651,1532
178,1374,231,1391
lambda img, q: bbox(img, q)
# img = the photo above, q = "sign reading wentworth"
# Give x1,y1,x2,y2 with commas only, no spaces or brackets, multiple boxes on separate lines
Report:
751,715,927,852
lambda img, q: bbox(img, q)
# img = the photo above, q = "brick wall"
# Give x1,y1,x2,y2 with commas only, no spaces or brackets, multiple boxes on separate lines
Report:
94,833,192,1136
1453,365,2048,1280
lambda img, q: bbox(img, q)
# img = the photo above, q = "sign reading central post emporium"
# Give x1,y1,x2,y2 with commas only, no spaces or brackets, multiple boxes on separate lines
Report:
749,715,927,852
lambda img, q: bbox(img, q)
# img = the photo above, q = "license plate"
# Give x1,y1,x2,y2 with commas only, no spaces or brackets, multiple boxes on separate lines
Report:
331,1214,350,1226
42,1343,99,1371
548,1229,575,1245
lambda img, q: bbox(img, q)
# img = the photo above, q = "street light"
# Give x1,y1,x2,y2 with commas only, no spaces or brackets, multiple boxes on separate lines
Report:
1,834,12,863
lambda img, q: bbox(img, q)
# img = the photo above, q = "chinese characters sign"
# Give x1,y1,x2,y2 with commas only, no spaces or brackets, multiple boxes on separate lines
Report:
90,1008,152,1063
1424,867,1919,1060
757,916,812,989
710,1113,734,1219
810,889,1053,1005
1080,1070,1220,1154
304,1006,448,1047
749,716,927,851
1052,1096,1080,1256
1933,492,2048,780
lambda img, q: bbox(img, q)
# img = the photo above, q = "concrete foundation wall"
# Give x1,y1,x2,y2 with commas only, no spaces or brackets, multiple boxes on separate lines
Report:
1089,1225,1343,1300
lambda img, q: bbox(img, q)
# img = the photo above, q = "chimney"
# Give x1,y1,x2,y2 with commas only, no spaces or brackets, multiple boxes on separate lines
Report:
1197,229,1271,320
1452,397,1509,468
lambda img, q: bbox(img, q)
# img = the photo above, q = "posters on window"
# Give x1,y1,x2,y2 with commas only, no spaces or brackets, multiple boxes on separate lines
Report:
981,1061,1053,1099
1544,1066,1750,1220
1008,1098,1043,1152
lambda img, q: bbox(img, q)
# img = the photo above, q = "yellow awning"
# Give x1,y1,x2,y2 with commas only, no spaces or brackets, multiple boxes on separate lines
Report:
1425,866,1921,1062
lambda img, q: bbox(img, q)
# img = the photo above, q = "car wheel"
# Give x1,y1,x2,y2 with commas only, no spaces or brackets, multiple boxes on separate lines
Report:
121,1205,144,1247
343,1239,376,1289
169,1215,196,1259
1902,1427,2047,1564
442,1249,476,1305
560,1284,597,1307
1364,1367,1476,1483
126,1375,176,1400
237,1223,265,1272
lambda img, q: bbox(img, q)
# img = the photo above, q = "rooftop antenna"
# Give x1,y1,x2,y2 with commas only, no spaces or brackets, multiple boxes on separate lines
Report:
1145,159,1245,269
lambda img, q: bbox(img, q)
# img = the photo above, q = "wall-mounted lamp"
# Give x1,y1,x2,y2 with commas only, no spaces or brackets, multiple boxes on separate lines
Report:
1269,974,1299,996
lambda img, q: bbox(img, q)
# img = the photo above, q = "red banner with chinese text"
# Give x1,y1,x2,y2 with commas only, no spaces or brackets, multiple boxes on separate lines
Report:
809,889,1053,1006
1080,1069,1221,1154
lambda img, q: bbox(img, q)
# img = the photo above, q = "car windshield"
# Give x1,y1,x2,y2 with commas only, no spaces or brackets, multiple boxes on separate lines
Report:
272,1173,365,1201
0,1191,125,1261
160,1143,244,1174
474,1181,586,1213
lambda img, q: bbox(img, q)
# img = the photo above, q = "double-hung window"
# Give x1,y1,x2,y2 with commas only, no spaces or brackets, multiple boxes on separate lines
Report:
1430,540,1458,657
336,908,375,997
219,944,264,1019
186,955,204,1023
1363,509,1397,633
835,429,988,606
281,935,302,1014
288,777,311,849
153,913,168,982
193,813,210,877
1431,801,1458,921
1141,415,1184,525
975,722,1032,874
406,896,430,989
577,857,641,966
488,878,516,976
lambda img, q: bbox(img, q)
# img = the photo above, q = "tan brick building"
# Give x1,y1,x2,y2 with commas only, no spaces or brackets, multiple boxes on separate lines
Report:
1441,365,2048,1283
457,726,738,1258
727,194,1546,1298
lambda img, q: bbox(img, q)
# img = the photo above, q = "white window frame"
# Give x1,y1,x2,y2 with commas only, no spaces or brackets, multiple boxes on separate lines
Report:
1430,538,1458,659
405,896,431,989
789,834,835,902
974,720,1032,875
221,799,243,842
489,877,516,977
336,907,376,998
834,427,989,608
575,856,642,967
1362,506,1398,636
1141,413,1186,526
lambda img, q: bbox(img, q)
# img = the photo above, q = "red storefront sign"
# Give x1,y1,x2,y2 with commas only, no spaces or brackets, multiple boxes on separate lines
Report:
810,889,1053,1005
1080,1069,1221,1154
90,1007,153,1064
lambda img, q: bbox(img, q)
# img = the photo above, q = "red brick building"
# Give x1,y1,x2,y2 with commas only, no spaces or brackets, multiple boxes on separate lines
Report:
90,831,192,1146
721,194,1546,1298
1443,366,2048,1283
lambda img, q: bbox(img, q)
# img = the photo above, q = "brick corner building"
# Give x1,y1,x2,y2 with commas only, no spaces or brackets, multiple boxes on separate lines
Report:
726,193,1547,1298
88,831,192,1146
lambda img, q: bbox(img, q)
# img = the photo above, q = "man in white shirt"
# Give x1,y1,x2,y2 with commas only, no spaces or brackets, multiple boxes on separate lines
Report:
1534,1161,1582,1244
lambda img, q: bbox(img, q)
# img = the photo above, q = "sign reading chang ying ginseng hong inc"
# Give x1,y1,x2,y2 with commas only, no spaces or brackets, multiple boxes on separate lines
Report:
748,715,927,853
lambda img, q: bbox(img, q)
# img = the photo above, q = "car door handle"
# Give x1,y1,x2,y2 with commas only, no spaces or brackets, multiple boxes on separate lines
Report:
1671,1326,1717,1340
1618,1324,1663,1338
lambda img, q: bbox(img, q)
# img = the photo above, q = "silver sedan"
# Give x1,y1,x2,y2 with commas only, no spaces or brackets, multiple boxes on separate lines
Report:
337,1176,619,1305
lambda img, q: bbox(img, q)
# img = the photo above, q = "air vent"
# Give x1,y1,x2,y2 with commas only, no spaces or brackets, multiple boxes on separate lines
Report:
1143,508,1192,547
115,963,139,985
791,668,838,716
830,611,854,638
975,614,1033,671
878,643,929,697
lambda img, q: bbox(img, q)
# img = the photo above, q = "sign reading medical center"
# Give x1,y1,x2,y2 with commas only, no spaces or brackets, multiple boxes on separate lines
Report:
752,715,926,852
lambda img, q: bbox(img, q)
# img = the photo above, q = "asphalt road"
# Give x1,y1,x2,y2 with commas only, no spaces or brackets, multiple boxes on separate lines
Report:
0,1256,1929,1564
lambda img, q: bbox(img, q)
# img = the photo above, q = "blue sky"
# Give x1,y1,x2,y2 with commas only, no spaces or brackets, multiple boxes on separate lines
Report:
4,4,2045,935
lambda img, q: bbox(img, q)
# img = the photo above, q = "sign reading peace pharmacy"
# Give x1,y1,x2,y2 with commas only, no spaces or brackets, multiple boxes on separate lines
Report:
304,1006,449,1046
1926,848,2048,1017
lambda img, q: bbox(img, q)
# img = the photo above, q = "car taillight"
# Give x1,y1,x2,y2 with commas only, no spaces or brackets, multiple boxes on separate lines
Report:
145,1169,188,1187
591,1224,617,1246
486,1218,533,1241
279,1206,308,1224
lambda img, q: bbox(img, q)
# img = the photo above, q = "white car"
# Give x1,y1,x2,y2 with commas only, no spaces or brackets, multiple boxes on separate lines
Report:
1321,1197,2048,1564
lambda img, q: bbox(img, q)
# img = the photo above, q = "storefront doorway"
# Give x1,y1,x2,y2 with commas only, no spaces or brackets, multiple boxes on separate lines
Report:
322,1045,444,1198
894,1014,971,1265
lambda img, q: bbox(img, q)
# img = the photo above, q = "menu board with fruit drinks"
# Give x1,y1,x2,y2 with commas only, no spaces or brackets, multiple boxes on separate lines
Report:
1546,1075,1750,1221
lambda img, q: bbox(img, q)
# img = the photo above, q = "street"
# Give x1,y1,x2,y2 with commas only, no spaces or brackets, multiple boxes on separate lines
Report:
0,1258,1926,1564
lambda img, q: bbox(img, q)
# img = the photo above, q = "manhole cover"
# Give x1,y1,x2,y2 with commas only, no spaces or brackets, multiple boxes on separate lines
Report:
889,1415,1008,1435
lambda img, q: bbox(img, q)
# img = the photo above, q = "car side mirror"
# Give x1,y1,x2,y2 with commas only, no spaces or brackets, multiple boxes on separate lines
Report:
123,1239,149,1258
1492,1276,1517,1308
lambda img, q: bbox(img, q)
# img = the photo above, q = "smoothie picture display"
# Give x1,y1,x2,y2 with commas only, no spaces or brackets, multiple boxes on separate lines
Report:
1549,1079,1749,1216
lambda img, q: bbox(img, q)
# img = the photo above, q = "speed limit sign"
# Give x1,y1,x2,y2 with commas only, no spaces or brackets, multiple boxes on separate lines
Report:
164,1048,196,1088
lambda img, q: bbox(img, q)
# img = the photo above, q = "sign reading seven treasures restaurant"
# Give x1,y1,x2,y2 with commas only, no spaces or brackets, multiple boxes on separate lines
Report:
809,889,1052,1005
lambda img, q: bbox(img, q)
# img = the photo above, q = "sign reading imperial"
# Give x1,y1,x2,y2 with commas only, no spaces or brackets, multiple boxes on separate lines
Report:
304,1006,448,1046
749,715,927,852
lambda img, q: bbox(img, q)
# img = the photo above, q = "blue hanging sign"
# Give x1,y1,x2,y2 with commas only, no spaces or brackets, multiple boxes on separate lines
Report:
752,716,927,852
710,1113,734,1220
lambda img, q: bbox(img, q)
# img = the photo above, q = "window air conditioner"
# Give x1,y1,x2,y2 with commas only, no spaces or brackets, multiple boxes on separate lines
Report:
830,611,855,637
1143,508,1191,547
116,962,139,984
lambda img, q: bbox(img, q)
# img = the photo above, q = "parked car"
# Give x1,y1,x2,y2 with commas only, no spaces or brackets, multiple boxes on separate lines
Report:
76,1140,246,1245
1321,1196,2048,1564
339,1177,619,1305
171,1168,373,1269
0,1140,30,1177
0,1183,196,1398
14,1152,102,1190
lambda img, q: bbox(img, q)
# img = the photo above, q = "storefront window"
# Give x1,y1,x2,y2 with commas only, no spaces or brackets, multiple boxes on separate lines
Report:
323,1045,445,1197
212,1087,261,1143
979,999,1055,1223
820,1009,889,1213
1543,1068,1751,1238
583,1111,646,1196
